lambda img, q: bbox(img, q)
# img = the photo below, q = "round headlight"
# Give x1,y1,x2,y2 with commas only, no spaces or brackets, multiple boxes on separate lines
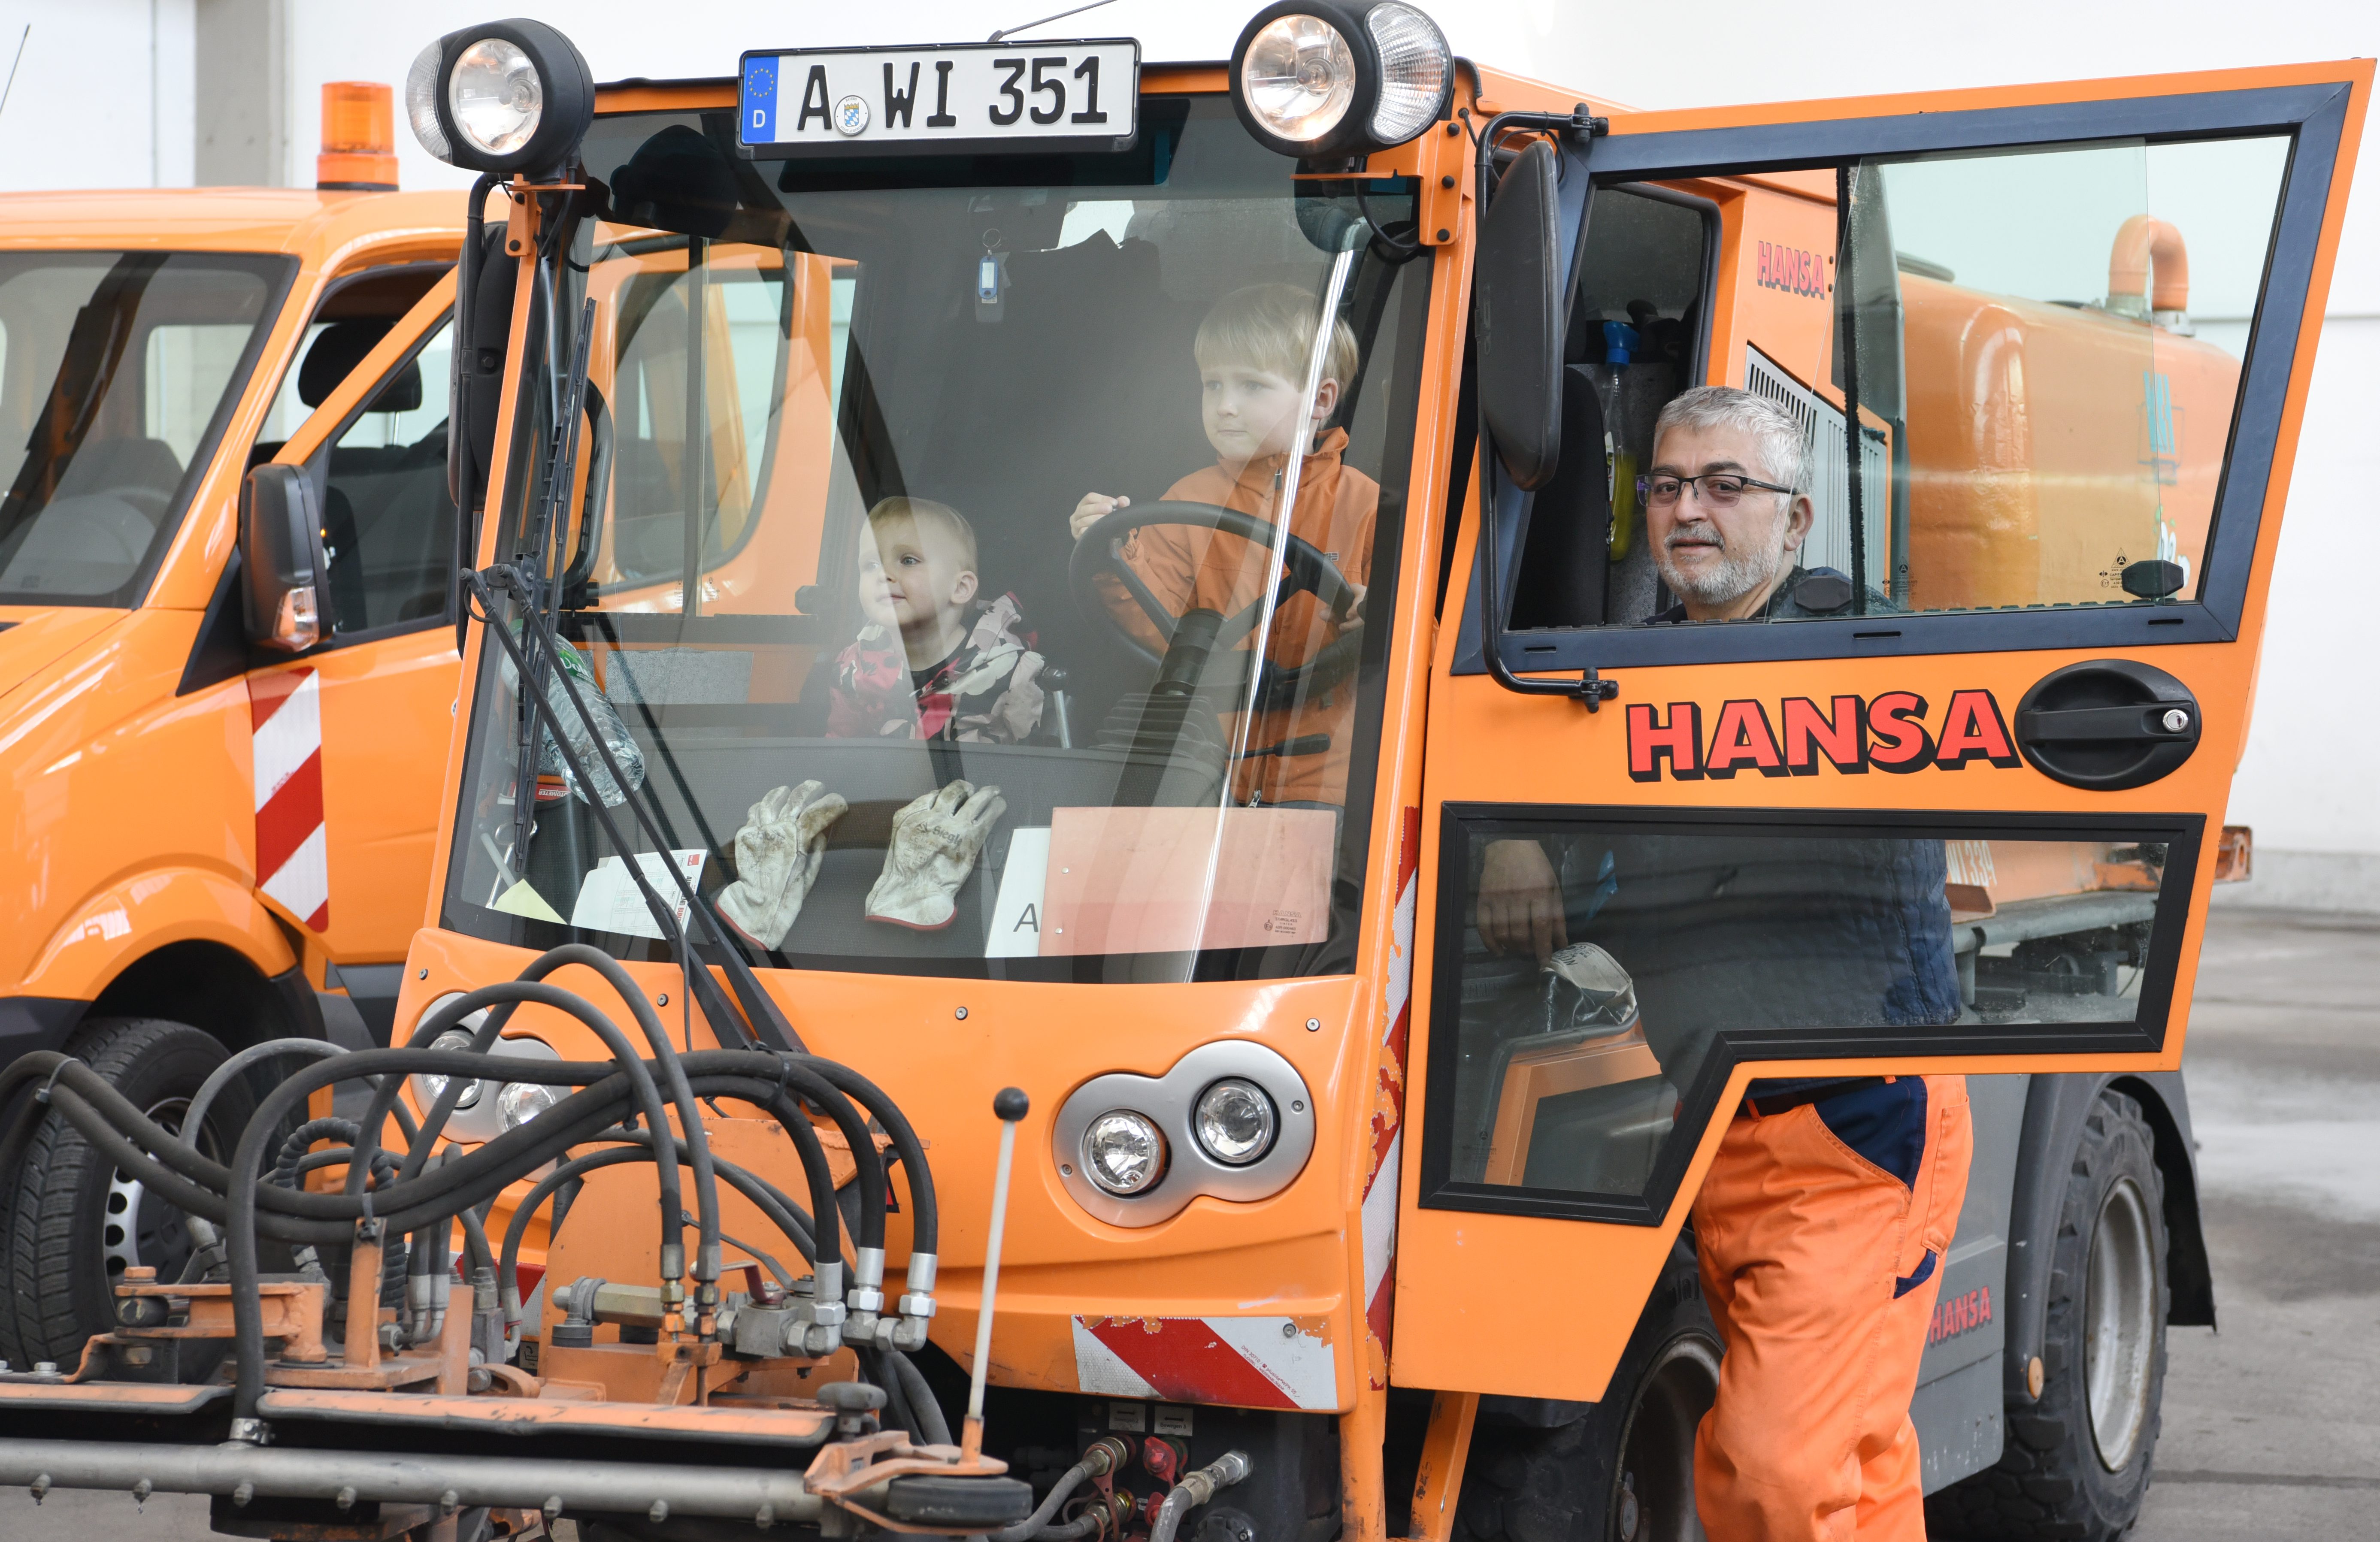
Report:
413,1028,484,1110
1240,15,1358,145
498,1079,563,1131
1364,3,1451,145
1081,1110,1168,1196
449,37,543,157
409,20,593,175
404,41,450,160
1193,1079,1278,1166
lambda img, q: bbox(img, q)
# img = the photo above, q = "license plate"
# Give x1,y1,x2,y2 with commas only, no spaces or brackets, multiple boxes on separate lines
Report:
738,40,1140,159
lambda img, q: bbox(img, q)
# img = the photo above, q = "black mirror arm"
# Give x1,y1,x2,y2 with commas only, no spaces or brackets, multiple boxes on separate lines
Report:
1472,460,1620,712
1470,107,1607,219
1469,108,1617,712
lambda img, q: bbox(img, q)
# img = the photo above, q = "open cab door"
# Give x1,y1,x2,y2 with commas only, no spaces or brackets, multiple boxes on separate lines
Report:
1393,62,2369,1400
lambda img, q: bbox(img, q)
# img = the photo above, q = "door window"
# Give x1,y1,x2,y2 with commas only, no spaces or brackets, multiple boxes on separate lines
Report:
1469,86,2344,671
314,320,458,635
1424,808,2196,1219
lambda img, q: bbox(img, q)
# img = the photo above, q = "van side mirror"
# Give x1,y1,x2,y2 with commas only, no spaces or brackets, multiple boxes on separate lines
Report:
1475,139,1565,490
241,463,329,653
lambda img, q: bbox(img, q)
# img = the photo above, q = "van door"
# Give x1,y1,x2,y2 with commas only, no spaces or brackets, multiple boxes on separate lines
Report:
1392,63,2368,1399
246,275,462,1040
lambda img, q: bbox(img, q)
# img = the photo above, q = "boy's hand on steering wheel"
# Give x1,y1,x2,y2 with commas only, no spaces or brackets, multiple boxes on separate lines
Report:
1069,492,1129,541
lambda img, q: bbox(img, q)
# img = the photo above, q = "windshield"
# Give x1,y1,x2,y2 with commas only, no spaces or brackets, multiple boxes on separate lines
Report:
0,253,291,607
444,97,1430,982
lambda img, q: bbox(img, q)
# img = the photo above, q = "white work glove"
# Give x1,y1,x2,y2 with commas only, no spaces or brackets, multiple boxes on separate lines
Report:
716,781,848,949
865,781,1007,931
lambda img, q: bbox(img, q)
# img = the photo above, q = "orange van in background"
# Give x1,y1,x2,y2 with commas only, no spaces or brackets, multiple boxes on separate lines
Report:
0,87,466,1367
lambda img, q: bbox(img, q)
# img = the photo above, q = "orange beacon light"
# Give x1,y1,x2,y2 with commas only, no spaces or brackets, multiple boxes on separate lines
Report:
317,81,399,191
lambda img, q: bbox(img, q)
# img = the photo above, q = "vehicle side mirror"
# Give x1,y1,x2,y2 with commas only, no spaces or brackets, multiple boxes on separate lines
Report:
1475,139,1565,490
241,463,329,653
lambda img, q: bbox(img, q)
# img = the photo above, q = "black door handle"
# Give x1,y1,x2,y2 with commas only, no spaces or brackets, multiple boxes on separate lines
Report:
2015,660,2201,790
2015,703,2195,744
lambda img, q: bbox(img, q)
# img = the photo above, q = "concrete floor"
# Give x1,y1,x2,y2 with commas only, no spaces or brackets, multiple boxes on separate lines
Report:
11,906,2379,1540
2129,907,2380,1539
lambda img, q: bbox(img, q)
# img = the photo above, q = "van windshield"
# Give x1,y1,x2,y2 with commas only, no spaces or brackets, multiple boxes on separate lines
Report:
0,253,290,607
443,98,1431,982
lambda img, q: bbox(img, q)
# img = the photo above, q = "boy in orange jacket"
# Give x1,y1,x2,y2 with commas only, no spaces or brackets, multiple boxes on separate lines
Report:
1066,283,1375,808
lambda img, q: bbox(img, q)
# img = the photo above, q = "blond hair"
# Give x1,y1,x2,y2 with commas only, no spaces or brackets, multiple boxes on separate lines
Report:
866,496,977,574
1195,284,1361,390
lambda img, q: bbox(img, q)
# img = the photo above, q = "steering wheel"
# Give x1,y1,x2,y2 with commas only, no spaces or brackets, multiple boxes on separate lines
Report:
1068,502,1361,693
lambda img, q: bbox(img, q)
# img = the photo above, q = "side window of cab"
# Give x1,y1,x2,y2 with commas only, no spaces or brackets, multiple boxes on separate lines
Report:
1488,135,2291,645
255,262,458,638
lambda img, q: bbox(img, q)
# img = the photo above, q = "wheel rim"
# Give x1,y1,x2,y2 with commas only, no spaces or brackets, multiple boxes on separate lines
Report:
104,1094,209,1283
1611,1333,1720,1542
2085,1175,2157,1472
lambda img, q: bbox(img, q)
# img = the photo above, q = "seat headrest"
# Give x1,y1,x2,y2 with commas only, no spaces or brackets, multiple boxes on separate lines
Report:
298,320,395,408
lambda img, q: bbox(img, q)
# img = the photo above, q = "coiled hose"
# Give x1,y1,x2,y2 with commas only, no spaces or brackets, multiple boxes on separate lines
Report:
0,942,939,1432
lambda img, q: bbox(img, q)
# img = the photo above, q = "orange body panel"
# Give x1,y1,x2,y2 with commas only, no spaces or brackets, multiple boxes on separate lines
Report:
0,189,466,1028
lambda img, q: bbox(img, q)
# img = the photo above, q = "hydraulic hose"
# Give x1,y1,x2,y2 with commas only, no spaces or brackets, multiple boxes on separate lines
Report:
991,1457,1099,1542
352,980,683,1280
804,1059,936,1256
521,944,724,1289
8,956,928,1431
1148,1453,1253,1542
891,1347,954,1447
498,1133,818,1330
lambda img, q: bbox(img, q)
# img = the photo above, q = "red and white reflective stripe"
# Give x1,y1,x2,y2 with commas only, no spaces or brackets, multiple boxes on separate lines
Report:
1070,1316,1336,1411
1361,807,1423,1359
249,668,330,933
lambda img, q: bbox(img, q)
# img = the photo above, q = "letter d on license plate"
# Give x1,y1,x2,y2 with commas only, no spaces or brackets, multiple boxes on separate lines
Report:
739,40,1140,159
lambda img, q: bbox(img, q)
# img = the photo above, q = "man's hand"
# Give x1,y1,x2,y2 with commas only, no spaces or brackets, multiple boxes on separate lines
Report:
1069,492,1130,541
1477,838,1566,963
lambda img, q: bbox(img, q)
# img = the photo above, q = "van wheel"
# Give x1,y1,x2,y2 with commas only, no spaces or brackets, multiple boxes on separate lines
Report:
1457,1234,1718,1542
1928,1088,2168,1541
1,1018,254,1369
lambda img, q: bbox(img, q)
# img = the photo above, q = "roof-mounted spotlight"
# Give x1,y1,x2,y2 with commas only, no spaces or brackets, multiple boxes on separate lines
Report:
1229,1,1453,163
406,18,594,179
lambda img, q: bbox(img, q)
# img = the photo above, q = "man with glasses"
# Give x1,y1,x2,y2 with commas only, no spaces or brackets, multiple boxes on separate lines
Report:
1475,387,1965,1539
1641,384,1893,623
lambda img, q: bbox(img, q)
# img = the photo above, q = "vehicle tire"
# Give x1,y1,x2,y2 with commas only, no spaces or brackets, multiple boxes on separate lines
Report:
0,1018,255,1369
1456,1232,1719,1542
1927,1087,2169,1542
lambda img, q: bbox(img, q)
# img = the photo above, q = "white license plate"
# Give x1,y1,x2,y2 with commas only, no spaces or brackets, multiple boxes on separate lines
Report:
738,40,1139,158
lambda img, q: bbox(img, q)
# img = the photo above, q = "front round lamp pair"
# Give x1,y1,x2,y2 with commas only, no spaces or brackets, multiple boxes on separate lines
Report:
413,1028,564,1134
1230,0,1454,161
1081,1079,1279,1197
406,18,594,177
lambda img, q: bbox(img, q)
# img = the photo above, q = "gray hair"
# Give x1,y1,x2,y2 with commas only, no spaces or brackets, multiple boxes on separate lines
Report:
1652,385,1809,496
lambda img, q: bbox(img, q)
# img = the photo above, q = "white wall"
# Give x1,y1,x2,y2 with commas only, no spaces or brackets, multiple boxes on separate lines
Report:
7,0,2376,902
0,0,194,187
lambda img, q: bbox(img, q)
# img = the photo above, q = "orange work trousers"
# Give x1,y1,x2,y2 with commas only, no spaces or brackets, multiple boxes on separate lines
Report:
1690,1075,1972,1542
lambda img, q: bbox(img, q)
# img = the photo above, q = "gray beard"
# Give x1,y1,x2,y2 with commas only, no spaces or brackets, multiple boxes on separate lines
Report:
1655,524,1787,609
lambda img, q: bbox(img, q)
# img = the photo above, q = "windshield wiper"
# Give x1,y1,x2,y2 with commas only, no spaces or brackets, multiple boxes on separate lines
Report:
463,287,807,1058
466,562,809,1059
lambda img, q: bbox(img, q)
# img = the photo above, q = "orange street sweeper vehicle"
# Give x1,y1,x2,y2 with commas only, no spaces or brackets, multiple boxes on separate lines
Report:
0,13,2357,1542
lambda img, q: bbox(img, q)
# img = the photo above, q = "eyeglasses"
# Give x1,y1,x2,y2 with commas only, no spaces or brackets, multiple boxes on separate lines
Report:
1637,472,1796,509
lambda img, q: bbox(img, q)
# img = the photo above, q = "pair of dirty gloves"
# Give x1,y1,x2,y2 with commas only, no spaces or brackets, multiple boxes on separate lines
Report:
715,779,1006,945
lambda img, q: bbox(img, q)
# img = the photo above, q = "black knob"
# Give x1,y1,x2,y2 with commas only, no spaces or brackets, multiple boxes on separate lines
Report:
994,1088,1030,1122
819,1381,888,1412
2121,559,2187,600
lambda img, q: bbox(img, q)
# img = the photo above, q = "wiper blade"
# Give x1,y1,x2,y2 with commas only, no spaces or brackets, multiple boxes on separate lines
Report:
464,563,809,1057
